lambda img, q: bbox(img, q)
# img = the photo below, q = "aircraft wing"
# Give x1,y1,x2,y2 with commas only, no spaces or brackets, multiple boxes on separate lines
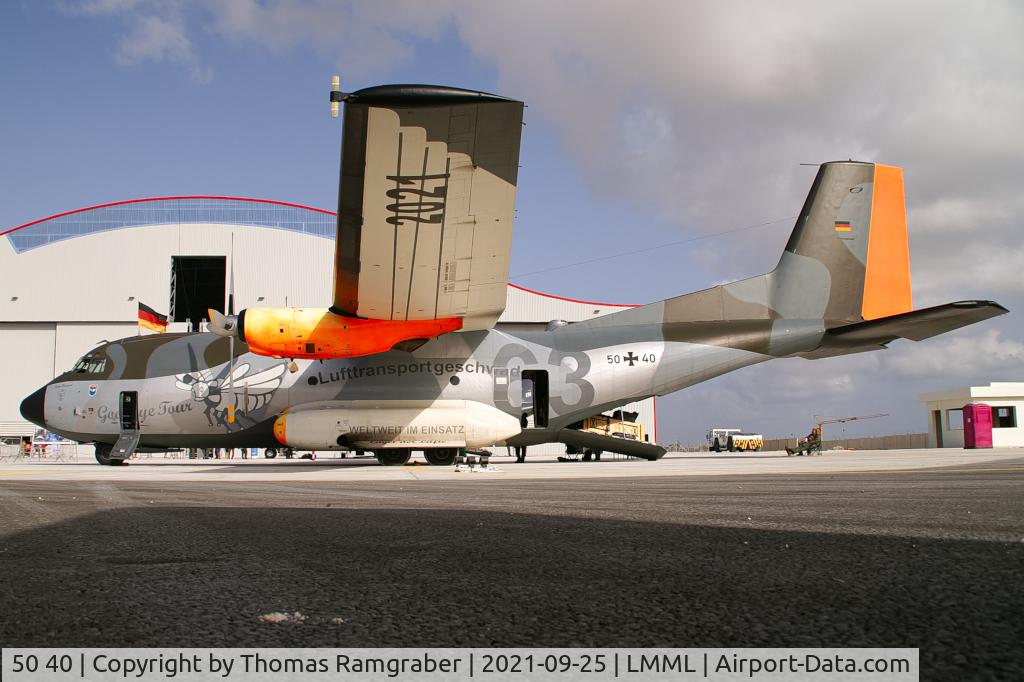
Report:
334,85,524,331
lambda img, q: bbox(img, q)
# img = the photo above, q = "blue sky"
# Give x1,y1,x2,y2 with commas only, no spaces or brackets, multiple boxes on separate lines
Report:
1,3,723,303
3,1,1022,443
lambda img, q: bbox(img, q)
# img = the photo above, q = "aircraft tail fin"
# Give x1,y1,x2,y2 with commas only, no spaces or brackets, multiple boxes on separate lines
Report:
771,160,912,325
578,161,916,331
573,161,1006,351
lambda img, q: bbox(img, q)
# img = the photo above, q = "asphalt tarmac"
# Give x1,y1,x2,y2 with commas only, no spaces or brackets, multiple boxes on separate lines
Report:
1,454,1022,680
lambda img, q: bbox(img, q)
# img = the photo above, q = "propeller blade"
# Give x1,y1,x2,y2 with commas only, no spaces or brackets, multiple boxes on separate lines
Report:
185,341,199,373
208,308,238,338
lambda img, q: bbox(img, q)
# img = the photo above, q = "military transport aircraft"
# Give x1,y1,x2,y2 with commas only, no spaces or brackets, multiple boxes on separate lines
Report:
20,83,1007,465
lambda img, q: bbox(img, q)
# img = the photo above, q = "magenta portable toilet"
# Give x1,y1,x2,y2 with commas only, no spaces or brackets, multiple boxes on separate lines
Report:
963,403,993,449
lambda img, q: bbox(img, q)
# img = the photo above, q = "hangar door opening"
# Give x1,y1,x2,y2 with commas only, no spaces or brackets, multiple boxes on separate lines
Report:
170,256,226,330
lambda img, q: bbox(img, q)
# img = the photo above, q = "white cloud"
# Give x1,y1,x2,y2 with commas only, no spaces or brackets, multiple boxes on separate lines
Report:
69,0,143,13
908,198,1014,236
64,0,459,82
63,0,211,82
882,329,1024,380
115,13,211,83
207,0,453,74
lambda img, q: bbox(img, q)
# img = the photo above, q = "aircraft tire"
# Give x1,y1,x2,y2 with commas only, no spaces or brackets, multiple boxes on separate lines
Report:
376,449,412,466
713,439,721,453
727,436,735,452
264,448,277,459
423,448,458,466
94,444,125,466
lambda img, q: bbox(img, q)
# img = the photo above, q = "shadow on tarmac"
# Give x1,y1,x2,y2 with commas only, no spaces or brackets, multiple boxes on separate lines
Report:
1,506,1021,678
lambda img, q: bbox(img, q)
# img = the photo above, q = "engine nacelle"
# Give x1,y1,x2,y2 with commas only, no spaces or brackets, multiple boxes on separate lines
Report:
236,307,462,359
273,400,522,450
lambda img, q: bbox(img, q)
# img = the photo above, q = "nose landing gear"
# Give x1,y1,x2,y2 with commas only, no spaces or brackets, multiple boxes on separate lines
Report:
94,443,126,466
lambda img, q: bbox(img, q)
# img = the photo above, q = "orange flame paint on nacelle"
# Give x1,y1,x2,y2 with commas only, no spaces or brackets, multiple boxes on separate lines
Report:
237,307,463,360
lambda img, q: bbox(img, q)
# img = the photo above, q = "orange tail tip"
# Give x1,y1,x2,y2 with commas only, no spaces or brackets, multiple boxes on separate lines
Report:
862,164,912,320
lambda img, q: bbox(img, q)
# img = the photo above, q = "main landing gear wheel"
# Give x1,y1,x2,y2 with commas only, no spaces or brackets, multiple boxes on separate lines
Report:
264,448,277,459
376,449,412,466
423,448,458,466
94,444,125,466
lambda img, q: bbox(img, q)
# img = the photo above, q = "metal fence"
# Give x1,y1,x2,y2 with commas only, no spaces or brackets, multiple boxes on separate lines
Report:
761,433,929,452
0,442,84,462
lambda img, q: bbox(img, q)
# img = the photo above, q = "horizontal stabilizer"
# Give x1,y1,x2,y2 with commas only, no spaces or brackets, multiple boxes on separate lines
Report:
829,300,1008,343
797,300,1008,360
555,428,667,461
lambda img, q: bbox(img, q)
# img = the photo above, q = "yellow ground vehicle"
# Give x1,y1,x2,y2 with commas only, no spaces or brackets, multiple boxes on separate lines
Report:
579,414,646,442
707,428,763,452
563,410,650,461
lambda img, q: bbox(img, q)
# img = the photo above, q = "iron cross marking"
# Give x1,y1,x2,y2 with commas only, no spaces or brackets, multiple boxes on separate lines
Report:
624,352,639,367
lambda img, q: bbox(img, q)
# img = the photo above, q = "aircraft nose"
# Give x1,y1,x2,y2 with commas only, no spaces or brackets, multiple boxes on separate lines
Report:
20,386,46,427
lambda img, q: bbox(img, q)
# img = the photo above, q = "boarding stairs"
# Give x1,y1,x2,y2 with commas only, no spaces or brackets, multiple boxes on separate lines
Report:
111,431,141,461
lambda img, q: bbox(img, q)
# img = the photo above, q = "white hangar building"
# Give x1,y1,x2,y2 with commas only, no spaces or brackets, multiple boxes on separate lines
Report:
0,196,656,449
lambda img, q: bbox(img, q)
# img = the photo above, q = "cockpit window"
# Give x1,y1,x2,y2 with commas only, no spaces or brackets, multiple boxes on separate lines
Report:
72,356,107,374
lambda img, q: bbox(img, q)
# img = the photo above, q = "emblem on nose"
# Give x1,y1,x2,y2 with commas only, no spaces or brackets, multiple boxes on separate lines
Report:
20,386,46,427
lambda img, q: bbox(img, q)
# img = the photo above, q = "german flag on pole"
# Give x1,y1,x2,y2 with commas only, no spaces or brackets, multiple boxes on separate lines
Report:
138,302,169,333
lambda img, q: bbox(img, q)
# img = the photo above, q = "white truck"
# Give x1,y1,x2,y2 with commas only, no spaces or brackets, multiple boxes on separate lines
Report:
707,428,763,452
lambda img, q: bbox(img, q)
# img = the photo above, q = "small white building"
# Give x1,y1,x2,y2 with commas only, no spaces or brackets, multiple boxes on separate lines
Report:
918,382,1024,448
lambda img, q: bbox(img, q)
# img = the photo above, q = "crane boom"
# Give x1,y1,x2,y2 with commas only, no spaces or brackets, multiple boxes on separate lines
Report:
812,413,889,442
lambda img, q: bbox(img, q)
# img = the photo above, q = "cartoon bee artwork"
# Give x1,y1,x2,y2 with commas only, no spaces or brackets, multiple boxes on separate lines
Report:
175,362,286,429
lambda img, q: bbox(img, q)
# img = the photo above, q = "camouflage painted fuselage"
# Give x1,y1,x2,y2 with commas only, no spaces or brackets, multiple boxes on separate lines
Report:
36,317,813,449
